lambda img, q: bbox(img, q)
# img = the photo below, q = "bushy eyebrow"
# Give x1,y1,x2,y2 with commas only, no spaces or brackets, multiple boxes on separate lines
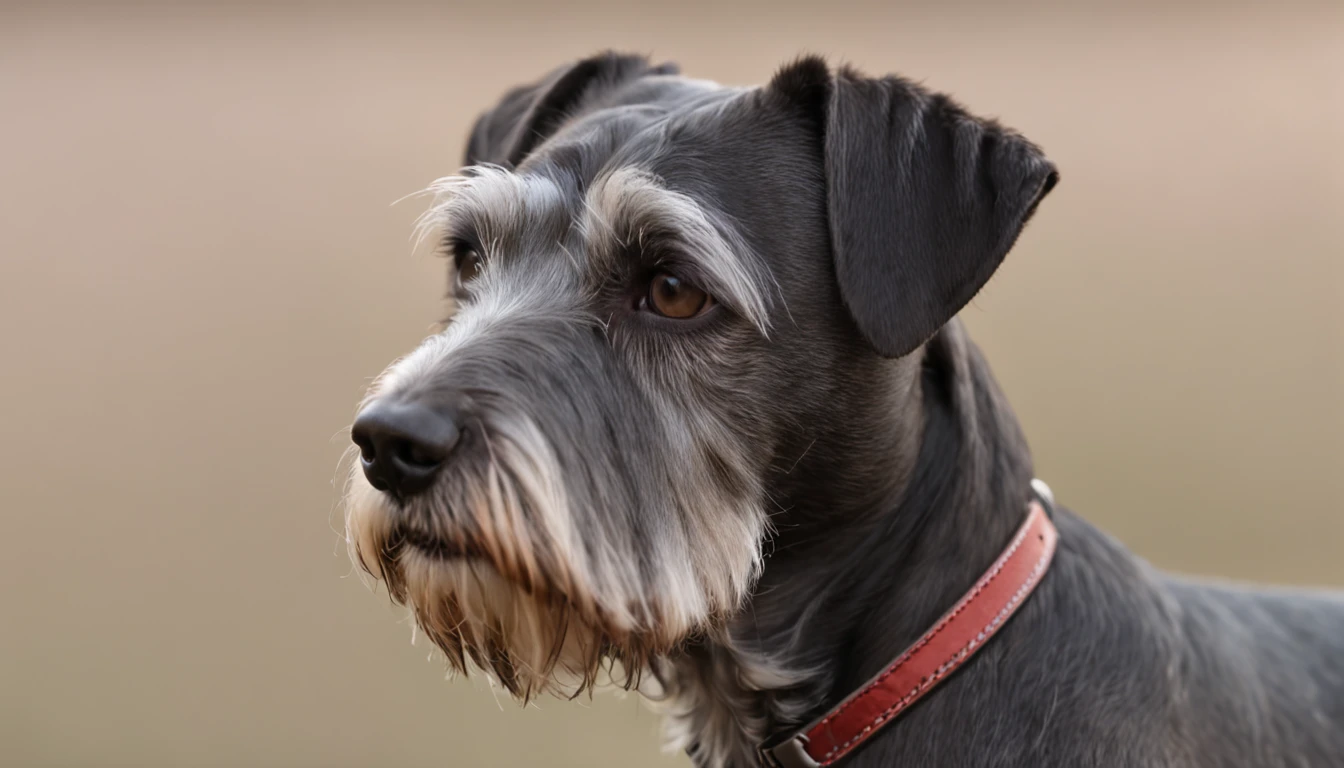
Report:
413,164,568,257
412,165,776,334
582,167,774,335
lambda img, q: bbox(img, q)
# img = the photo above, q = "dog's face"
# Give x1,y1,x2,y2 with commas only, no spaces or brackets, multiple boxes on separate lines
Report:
344,53,1055,700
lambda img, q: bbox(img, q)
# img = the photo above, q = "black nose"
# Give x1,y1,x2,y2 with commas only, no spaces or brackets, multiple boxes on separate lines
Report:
351,400,462,498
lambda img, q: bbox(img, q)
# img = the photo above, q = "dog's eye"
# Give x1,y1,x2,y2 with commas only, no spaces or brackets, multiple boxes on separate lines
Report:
643,272,712,319
454,249,483,292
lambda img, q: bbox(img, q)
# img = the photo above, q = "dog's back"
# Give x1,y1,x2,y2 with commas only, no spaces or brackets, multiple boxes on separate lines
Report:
923,509,1344,767
1164,577,1344,762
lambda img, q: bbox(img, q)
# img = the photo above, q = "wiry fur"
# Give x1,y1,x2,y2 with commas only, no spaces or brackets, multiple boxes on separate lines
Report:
346,129,772,701
646,642,823,767
343,52,1344,768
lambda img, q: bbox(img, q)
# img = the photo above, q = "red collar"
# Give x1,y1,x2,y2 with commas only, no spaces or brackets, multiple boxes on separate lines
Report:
760,493,1059,767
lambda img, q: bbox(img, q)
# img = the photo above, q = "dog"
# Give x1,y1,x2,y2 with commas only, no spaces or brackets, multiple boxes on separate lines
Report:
343,52,1344,767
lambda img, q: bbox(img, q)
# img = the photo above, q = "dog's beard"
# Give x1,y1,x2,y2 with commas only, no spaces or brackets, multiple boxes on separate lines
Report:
388,551,623,699
342,412,764,701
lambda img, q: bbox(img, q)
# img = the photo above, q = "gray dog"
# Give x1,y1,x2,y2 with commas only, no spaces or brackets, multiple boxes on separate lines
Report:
343,52,1344,767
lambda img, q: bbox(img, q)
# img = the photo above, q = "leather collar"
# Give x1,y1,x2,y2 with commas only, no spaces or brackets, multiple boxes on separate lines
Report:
759,481,1059,767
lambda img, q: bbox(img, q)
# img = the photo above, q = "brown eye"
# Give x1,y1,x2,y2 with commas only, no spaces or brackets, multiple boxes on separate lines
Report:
454,249,483,292
645,272,711,319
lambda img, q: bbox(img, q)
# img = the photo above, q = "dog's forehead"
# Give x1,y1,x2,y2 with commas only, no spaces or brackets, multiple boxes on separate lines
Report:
525,78,745,190
446,80,755,232
440,84,746,243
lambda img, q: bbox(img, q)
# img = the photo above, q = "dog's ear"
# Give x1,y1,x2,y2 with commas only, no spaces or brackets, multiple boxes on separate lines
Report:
464,51,679,168
770,57,1058,358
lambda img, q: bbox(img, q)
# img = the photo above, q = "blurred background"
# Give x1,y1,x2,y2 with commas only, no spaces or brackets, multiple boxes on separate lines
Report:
2,2,1340,766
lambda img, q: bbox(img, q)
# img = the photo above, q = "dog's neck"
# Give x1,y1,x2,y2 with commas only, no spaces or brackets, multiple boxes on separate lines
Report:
654,321,1036,768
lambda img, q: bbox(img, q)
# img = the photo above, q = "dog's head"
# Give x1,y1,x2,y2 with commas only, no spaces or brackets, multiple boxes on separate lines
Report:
344,52,1056,699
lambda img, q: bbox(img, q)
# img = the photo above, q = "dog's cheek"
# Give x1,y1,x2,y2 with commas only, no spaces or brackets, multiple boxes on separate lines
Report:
620,324,775,475
631,380,768,631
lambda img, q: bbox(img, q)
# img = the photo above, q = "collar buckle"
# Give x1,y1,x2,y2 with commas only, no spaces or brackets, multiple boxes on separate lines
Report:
760,735,822,768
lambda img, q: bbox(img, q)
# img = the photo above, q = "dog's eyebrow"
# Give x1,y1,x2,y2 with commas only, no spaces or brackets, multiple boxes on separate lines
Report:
414,165,568,256
584,168,773,335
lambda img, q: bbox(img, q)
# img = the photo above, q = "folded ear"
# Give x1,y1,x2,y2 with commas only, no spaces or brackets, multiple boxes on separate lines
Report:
770,57,1058,358
463,51,679,168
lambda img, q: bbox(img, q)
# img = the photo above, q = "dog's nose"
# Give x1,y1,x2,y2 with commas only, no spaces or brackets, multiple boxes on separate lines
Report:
351,400,461,497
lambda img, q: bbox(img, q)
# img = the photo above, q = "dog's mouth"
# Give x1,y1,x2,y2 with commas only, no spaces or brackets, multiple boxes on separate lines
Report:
391,526,485,561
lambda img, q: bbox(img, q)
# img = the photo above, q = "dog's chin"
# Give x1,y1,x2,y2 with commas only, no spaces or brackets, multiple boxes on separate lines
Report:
396,549,615,700
343,475,669,700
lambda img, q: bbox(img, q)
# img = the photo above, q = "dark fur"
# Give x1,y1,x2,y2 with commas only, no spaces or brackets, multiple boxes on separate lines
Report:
383,52,1344,765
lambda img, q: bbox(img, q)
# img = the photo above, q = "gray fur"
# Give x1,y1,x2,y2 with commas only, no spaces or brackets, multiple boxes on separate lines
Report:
345,52,1344,766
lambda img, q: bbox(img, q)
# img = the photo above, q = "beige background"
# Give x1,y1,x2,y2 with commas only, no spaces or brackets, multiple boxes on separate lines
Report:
2,2,1341,766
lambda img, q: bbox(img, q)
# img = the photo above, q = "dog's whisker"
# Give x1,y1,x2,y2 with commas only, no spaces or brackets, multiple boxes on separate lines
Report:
782,439,816,476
